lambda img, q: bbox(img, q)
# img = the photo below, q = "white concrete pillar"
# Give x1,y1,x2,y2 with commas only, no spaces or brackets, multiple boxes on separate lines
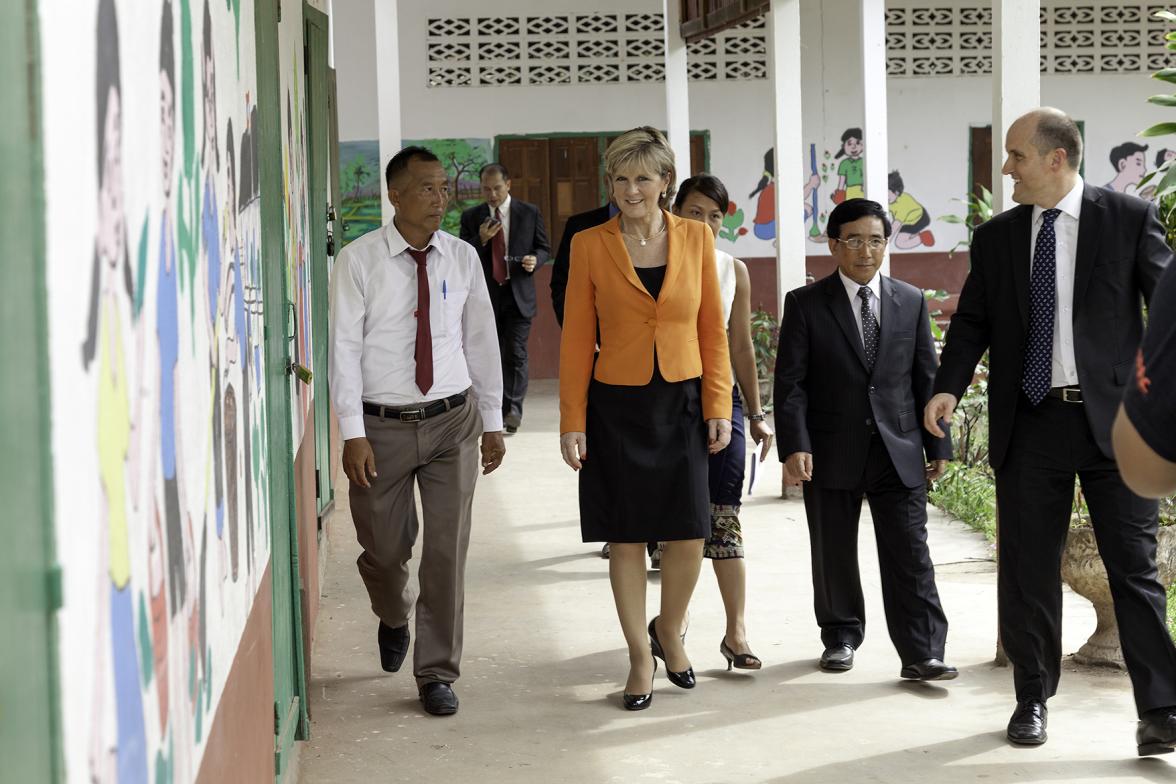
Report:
374,0,402,225
992,0,1041,213
768,0,805,316
663,0,691,182
859,0,889,274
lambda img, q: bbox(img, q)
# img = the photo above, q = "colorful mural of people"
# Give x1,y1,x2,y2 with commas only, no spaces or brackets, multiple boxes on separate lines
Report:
887,170,936,249
56,0,289,780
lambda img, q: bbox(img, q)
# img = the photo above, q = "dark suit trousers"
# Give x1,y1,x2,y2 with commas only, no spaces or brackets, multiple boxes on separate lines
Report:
996,395,1176,714
803,433,949,664
491,285,531,421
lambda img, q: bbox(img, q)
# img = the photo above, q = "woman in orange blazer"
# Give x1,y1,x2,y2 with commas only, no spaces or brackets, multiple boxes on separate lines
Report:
559,128,732,711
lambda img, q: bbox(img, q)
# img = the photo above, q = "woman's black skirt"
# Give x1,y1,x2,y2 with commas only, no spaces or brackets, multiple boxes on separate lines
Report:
578,369,711,543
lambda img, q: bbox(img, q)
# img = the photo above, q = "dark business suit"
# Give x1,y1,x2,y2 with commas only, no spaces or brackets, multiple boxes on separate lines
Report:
934,183,1176,714
459,199,550,423
551,204,612,327
775,271,953,663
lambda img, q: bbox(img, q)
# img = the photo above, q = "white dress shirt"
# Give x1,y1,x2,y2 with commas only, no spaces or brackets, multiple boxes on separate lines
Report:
838,269,883,344
329,219,504,440
1030,178,1083,387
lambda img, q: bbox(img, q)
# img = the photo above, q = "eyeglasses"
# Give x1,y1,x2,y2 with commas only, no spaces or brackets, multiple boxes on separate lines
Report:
833,237,887,251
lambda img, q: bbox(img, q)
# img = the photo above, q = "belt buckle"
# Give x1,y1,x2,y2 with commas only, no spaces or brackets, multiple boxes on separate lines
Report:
1062,388,1081,403
398,408,425,422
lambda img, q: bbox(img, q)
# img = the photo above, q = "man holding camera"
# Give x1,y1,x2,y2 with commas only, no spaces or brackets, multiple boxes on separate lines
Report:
460,163,551,433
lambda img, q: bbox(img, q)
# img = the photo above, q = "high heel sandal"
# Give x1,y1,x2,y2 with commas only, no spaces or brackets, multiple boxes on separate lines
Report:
720,637,763,671
649,616,696,689
623,656,657,711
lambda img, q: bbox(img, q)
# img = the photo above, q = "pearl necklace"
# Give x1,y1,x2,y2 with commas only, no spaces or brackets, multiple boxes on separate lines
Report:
621,218,666,247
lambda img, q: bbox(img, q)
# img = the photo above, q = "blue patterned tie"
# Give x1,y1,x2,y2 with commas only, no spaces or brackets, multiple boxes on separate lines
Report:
859,287,880,369
1022,208,1061,405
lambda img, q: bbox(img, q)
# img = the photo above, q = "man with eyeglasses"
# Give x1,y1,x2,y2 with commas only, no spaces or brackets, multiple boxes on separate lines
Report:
774,198,958,681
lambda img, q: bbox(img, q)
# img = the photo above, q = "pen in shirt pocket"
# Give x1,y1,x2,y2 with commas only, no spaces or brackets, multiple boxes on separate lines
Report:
443,279,447,300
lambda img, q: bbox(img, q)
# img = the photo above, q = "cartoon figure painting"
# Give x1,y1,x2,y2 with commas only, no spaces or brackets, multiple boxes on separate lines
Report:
1106,141,1148,196
749,148,776,240
887,170,936,249
832,127,864,205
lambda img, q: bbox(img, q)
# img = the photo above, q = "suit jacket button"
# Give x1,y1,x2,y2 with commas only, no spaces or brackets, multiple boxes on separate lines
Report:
866,418,873,426
869,386,877,394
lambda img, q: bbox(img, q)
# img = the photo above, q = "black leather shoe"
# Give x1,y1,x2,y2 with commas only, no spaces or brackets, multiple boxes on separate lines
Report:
1007,699,1048,745
419,682,459,716
378,622,409,673
1137,707,1176,756
649,617,695,689
900,658,959,681
819,644,854,672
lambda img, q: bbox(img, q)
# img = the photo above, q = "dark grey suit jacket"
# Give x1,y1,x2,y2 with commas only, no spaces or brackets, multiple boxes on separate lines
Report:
459,198,550,319
774,272,952,490
934,184,1171,469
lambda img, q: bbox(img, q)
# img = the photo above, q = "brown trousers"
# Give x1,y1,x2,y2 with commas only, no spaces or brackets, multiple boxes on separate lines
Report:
350,399,481,686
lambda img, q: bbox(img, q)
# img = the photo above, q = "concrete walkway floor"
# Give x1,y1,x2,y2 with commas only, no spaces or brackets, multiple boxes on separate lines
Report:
299,381,1176,784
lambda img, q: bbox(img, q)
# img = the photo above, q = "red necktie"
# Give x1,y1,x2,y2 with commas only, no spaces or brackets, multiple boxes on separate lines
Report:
407,247,433,395
492,207,507,285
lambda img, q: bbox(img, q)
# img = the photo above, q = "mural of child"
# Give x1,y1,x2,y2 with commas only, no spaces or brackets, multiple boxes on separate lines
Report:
887,170,936,249
832,127,864,204
1107,141,1148,196
748,147,824,241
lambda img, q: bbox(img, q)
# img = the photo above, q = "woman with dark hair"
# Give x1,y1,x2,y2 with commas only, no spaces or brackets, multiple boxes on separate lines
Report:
560,128,732,710
673,173,774,670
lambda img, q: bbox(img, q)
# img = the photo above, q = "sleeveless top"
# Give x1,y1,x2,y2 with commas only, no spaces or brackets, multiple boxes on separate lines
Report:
715,249,737,326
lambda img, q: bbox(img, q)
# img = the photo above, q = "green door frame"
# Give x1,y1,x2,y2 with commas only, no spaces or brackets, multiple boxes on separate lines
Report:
0,1,62,781
255,0,309,777
304,3,333,516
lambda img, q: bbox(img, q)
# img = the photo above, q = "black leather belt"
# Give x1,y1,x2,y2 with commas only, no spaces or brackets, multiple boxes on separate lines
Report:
1046,386,1083,403
362,391,467,422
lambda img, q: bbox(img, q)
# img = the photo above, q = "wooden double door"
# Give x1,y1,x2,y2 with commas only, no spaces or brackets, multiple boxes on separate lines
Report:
497,133,707,248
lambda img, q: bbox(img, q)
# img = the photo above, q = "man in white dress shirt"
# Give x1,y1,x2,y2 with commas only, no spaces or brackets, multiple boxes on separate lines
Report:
329,146,506,716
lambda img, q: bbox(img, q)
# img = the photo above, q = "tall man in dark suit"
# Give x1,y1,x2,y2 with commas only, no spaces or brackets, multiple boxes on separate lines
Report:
775,199,958,681
926,108,1176,754
460,163,550,433
550,203,614,326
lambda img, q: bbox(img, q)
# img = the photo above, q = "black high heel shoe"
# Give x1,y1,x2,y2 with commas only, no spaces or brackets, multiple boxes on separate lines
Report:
719,637,763,671
649,616,696,689
623,656,657,711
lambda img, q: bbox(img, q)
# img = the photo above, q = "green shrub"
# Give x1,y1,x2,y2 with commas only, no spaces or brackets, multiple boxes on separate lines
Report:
929,462,997,542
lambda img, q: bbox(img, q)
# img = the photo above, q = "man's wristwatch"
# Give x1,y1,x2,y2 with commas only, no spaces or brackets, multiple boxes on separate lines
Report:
748,412,766,422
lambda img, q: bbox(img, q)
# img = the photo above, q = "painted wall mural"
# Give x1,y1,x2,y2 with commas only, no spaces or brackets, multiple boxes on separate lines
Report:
43,0,271,780
338,139,381,245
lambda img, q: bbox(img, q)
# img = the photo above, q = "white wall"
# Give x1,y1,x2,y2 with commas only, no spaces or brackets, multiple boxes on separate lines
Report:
336,0,1176,258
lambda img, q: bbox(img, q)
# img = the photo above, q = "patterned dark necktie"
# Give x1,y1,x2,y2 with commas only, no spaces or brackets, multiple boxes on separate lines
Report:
1022,208,1061,405
491,207,507,285
859,287,880,369
407,247,433,395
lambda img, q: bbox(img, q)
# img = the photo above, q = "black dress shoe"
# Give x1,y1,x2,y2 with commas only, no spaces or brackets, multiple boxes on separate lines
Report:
648,617,695,689
1137,707,1176,756
900,658,959,681
378,622,409,673
1007,699,1048,745
819,643,854,672
419,682,459,716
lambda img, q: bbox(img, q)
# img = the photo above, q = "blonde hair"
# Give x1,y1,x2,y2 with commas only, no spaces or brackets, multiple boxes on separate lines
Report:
604,126,677,209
